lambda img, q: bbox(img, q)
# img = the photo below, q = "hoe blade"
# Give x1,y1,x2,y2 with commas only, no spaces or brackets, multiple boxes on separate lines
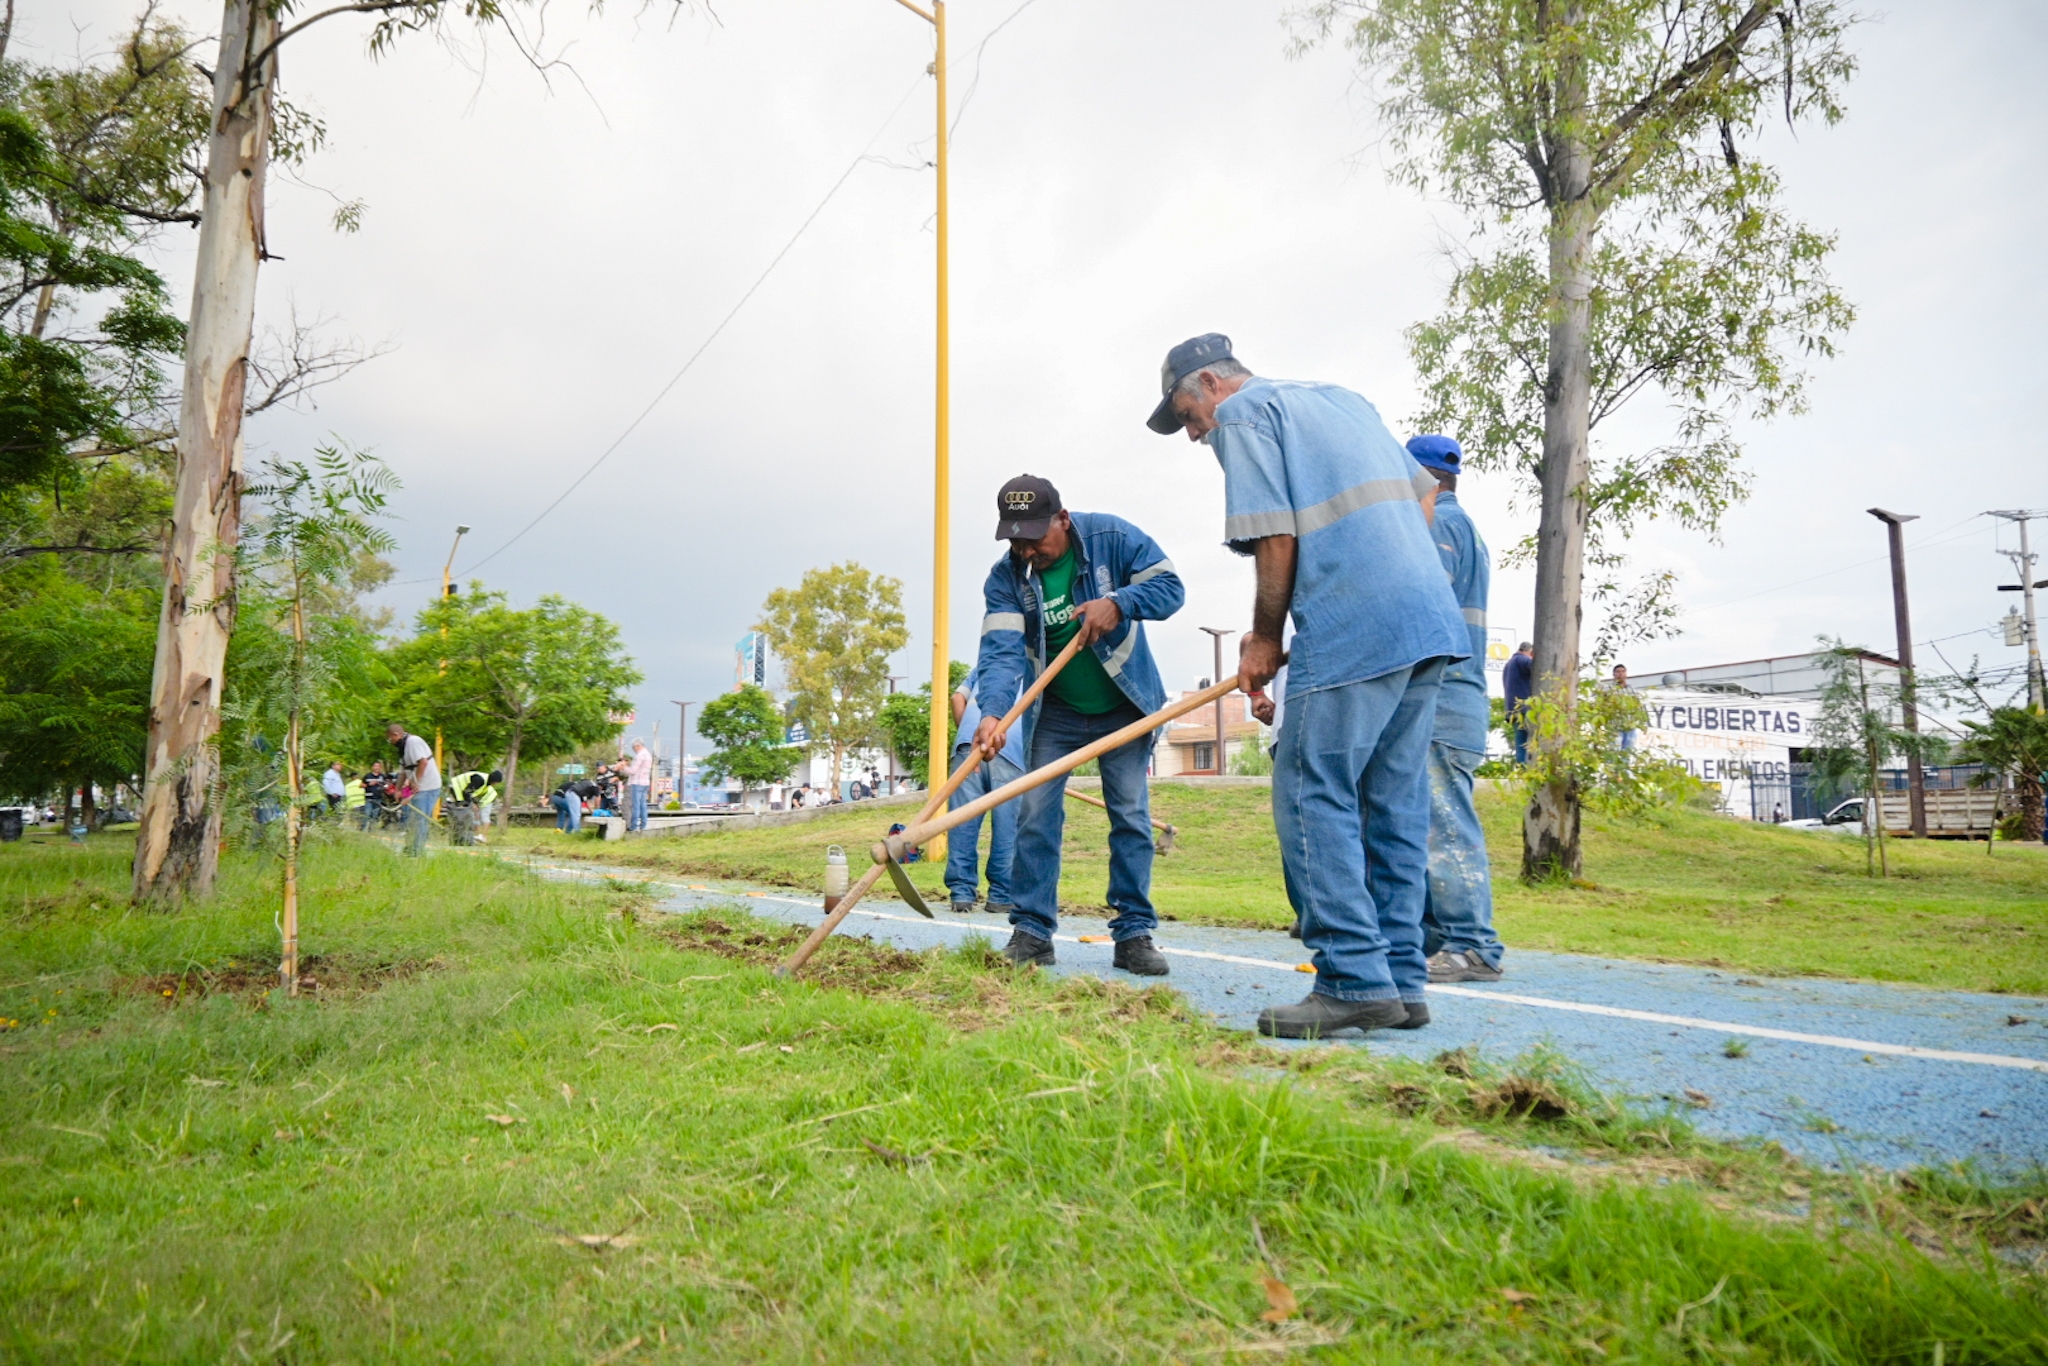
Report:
884,853,933,918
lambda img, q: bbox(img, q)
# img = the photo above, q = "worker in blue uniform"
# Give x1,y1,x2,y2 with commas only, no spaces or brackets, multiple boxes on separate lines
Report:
1149,333,1468,1037
1406,435,1507,983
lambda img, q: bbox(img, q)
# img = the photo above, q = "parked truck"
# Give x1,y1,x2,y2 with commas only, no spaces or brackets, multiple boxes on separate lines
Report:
1794,789,2004,838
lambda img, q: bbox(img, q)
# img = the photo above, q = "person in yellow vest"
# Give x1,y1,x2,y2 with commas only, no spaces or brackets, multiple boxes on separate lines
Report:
343,771,367,817
447,769,502,845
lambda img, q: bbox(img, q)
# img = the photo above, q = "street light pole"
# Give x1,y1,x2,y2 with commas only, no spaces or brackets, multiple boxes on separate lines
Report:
1198,628,1234,775
434,524,470,818
1867,509,1925,837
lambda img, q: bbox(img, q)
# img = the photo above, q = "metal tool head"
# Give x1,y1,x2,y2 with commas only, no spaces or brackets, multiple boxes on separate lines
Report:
1155,824,1177,856
882,851,933,918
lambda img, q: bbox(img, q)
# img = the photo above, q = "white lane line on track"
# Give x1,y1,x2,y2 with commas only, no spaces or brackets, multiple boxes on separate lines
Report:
520,863,2048,1075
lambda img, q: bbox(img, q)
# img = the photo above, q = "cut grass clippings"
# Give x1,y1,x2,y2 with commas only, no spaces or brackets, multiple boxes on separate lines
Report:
1,832,2045,1361
497,783,2048,995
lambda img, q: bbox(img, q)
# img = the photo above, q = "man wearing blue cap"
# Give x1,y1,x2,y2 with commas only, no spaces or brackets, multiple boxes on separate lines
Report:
1406,435,1507,983
1149,334,1469,1037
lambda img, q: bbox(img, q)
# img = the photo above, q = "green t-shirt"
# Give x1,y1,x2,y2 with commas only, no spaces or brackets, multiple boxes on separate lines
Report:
1038,548,1129,715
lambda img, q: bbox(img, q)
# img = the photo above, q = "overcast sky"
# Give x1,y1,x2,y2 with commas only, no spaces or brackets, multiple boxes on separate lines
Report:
21,0,2048,750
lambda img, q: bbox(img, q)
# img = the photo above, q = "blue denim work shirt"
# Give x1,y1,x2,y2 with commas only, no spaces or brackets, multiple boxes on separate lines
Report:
1426,490,1491,754
1208,378,1469,693
975,510,1184,726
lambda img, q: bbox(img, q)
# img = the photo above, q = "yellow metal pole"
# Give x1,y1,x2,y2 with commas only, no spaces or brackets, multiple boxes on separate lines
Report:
924,0,951,861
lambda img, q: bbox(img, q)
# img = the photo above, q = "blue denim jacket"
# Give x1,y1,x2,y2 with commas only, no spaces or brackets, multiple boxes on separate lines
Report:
1209,377,1468,693
975,511,1184,724
1428,491,1491,754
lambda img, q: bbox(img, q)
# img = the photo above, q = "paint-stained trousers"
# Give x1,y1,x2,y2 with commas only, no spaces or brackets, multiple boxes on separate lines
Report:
1273,660,1445,1002
1423,741,1504,968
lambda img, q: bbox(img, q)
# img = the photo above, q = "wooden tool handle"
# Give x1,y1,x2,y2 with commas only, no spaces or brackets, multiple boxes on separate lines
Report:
774,635,1086,978
879,678,1239,859
1064,786,1174,835
913,634,1085,824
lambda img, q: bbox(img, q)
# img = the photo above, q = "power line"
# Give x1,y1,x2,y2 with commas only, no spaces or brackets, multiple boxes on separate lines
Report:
454,72,932,579
1686,512,1987,614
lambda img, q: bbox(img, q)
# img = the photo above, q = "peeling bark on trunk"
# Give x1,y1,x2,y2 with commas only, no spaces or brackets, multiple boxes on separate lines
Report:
132,0,277,903
1522,7,1596,883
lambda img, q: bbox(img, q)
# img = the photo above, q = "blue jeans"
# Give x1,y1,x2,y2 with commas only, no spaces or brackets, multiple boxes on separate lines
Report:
1009,697,1156,943
552,792,582,833
629,784,649,831
404,788,440,857
1423,742,1504,968
1273,660,1444,1003
945,743,1020,905
1511,724,1529,765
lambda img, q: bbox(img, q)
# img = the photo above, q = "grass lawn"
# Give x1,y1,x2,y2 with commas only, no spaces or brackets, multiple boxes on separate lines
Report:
3,832,2045,1361
498,784,2048,997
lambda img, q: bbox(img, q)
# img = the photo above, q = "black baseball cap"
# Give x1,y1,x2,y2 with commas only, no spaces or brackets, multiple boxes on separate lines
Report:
995,475,1062,540
1147,332,1235,434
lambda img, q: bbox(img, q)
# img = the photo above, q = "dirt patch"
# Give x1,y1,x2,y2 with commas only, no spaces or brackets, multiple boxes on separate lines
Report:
125,953,440,1003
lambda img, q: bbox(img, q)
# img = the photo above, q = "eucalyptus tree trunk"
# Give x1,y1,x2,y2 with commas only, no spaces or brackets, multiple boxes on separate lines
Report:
281,590,305,995
1521,10,1597,881
497,727,524,833
132,0,277,902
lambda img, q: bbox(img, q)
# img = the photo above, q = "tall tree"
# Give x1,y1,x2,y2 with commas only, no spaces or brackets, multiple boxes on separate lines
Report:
1808,641,1944,877
757,563,910,801
1298,0,1855,878
132,0,686,900
1957,707,2048,848
386,586,642,832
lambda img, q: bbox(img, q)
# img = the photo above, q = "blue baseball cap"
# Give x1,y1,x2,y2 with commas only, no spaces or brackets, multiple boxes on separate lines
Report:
1406,434,1463,475
1147,332,1236,435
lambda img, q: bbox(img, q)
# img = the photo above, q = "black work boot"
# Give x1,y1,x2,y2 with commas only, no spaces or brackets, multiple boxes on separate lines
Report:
1256,994,1410,1039
1001,929,1055,968
949,900,976,915
1112,935,1169,977
985,901,1018,917
1288,917,1302,939
1396,1000,1430,1029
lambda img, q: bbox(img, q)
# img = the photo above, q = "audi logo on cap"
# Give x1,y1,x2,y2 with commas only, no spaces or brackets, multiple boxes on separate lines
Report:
1004,490,1036,510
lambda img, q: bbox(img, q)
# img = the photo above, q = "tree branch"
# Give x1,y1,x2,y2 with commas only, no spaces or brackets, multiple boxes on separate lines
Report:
3,542,153,559
1592,1,1780,165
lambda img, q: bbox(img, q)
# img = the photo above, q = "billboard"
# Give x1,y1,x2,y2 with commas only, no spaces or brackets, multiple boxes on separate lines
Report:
735,631,766,689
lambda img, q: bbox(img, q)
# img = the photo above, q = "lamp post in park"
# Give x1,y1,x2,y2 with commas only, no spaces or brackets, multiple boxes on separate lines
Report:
882,0,952,856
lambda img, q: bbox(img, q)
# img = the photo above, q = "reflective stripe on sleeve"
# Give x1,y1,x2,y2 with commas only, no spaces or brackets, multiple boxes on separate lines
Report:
1103,625,1140,677
1295,477,1420,535
1463,607,1487,626
981,612,1026,636
1128,558,1177,586
1224,510,1297,542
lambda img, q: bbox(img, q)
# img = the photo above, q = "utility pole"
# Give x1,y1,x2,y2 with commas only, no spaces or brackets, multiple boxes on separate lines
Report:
1990,510,2047,713
671,700,696,805
1867,509,1925,837
1198,628,1234,775
884,675,906,789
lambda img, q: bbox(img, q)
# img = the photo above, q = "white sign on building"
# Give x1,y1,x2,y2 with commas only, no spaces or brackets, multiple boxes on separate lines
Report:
1637,690,1809,818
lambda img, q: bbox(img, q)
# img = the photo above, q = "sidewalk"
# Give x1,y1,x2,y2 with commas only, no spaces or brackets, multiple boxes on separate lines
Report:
516,857,2048,1174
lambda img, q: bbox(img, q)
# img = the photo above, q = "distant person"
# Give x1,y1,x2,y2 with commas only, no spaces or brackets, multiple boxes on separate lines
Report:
385,722,441,857
946,665,1024,915
360,761,389,830
551,782,583,833
1610,663,1636,750
626,740,653,831
447,769,502,845
321,760,347,813
343,769,366,820
1503,642,1535,764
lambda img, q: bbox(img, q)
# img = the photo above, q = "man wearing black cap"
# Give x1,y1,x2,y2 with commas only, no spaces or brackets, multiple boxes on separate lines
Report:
972,475,1185,974
1149,334,1469,1037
